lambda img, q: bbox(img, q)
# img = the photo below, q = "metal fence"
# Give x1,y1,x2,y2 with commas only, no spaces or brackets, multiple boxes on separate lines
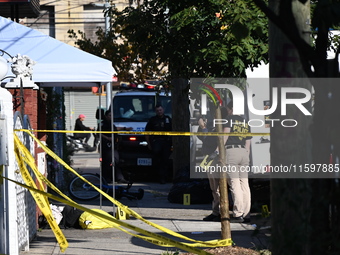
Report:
13,112,37,252
0,86,39,255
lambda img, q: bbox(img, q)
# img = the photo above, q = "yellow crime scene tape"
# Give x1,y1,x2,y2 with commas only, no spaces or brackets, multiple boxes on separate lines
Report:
23,129,270,137
22,130,232,247
9,128,267,253
13,135,69,252
11,132,221,255
2,175,214,255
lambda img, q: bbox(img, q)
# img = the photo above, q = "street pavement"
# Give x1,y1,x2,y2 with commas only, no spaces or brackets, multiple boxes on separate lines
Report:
20,152,271,255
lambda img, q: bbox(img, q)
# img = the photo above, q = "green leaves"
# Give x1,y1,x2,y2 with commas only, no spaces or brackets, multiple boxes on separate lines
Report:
166,0,268,78
69,0,269,80
231,22,250,42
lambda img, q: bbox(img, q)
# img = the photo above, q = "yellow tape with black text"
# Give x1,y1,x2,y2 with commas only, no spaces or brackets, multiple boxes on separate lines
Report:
6,129,250,254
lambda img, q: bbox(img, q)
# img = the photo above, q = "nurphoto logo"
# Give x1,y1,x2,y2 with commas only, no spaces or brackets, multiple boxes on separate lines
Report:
195,80,312,128
200,84,312,116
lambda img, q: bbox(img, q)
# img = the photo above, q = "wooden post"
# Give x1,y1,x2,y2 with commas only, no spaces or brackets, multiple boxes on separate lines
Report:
215,106,231,240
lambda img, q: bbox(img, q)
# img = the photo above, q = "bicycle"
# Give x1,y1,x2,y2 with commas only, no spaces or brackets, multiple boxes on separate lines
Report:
68,173,144,201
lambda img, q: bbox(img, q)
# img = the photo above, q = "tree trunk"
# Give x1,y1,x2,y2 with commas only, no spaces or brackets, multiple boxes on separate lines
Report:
269,1,313,254
309,51,340,255
171,78,190,178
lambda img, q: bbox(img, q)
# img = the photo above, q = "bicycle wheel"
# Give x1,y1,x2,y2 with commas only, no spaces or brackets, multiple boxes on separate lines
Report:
68,173,108,200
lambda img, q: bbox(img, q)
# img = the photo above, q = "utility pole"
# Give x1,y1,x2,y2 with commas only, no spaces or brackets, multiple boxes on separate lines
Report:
103,0,115,213
105,0,112,108
94,0,114,208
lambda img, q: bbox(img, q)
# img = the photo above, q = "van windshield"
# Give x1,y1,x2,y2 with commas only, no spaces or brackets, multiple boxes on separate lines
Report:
112,95,172,122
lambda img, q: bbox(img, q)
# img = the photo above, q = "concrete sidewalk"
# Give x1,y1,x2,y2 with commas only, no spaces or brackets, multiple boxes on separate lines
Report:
20,152,271,255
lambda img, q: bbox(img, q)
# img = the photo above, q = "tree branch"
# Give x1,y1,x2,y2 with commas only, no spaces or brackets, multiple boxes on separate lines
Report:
252,0,317,77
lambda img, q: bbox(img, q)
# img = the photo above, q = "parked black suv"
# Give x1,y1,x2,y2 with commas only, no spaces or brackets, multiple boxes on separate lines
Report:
112,90,172,168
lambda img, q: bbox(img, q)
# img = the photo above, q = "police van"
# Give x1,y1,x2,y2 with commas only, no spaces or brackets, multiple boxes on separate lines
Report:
112,88,172,168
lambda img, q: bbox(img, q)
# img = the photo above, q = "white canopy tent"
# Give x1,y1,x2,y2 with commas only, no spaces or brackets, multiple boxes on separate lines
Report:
0,16,116,87
0,19,116,248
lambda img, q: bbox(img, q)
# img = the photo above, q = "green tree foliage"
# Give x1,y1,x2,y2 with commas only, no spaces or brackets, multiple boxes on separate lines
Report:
69,0,269,81
68,0,269,174
68,21,165,82
115,0,269,79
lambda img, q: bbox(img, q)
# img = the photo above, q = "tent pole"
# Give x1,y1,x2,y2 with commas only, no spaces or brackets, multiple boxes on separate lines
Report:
107,82,115,215
99,86,103,209
106,82,112,107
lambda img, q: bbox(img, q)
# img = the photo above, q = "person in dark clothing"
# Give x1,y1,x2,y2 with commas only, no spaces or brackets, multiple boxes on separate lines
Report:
99,110,132,183
74,114,94,145
145,104,172,184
